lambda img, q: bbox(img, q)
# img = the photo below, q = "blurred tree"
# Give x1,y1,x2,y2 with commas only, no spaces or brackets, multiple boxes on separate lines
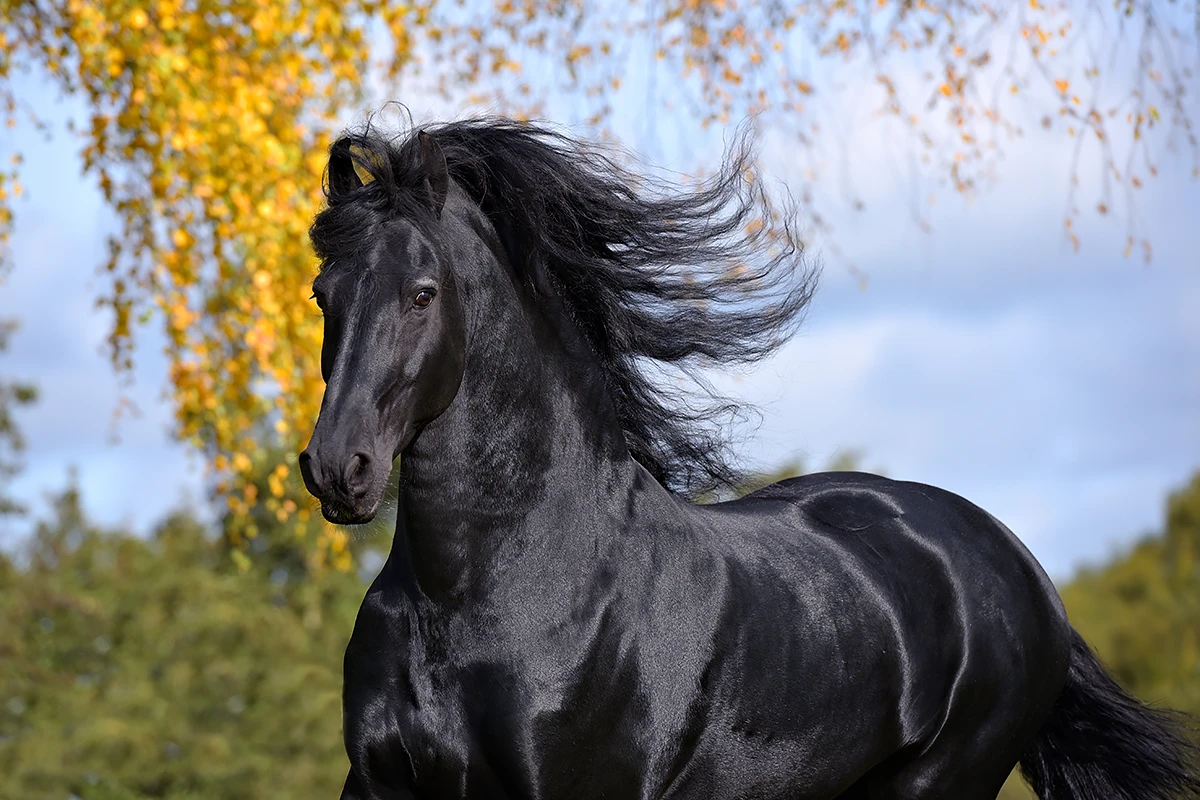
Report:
0,463,1196,797
0,170,31,515
436,0,1198,263
1001,471,1200,800
1061,471,1200,716
716,449,874,500
0,0,421,557
0,0,1194,559
999,774,1036,800
0,475,370,799
0,267,36,516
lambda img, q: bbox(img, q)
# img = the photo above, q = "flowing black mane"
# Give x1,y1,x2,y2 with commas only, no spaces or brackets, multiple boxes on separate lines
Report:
309,118,817,496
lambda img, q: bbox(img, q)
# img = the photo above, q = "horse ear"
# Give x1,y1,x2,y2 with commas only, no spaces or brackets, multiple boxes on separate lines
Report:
327,146,363,196
418,131,449,217
328,141,383,196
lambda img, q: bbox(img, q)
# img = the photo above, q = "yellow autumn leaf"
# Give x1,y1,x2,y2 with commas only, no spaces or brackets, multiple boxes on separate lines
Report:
127,8,149,30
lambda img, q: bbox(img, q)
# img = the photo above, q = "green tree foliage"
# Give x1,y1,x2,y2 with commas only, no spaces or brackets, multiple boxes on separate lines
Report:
1001,471,1200,800
2,465,1196,798
709,449,872,502
0,317,36,518
1062,472,1200,716
0,476,369,799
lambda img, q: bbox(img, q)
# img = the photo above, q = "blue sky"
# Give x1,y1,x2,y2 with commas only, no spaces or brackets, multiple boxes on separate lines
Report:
1,67,1197,580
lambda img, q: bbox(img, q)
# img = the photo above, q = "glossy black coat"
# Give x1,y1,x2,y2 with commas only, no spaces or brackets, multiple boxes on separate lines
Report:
300,121,1200,800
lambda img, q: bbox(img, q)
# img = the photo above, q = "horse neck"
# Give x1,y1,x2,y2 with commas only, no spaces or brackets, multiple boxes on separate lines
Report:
392,247,649,610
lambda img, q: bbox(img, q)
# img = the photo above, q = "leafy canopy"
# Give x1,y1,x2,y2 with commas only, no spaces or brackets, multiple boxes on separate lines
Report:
3,465,1197,798
0,478,369,799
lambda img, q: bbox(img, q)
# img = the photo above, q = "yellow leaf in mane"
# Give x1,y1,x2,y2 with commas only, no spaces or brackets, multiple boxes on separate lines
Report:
348,144,378,185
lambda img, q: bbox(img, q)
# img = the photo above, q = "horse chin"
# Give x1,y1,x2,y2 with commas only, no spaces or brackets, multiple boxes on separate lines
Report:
321,495,382,526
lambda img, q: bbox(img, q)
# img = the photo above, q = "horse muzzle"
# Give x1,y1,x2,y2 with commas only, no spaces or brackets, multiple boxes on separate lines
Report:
298,443,388,525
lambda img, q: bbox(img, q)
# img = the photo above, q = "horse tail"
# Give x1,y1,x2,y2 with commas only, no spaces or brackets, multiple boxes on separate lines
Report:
1019,627,1200,800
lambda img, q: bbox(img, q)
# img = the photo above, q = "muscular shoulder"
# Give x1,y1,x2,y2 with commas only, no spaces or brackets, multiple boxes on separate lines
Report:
736,471,914,532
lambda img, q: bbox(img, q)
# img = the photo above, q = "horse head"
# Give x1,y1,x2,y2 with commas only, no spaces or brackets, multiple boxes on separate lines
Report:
299,132,467,525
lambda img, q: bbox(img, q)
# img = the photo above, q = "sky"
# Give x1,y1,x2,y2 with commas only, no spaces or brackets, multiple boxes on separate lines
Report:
1,62,1197,580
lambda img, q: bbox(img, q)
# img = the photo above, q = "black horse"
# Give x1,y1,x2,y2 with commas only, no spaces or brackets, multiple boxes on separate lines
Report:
298,119,1200,800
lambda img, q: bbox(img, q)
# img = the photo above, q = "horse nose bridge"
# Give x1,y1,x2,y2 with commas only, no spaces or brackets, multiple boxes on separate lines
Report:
303,294,389,501
313,342,371,438
305,383,380,486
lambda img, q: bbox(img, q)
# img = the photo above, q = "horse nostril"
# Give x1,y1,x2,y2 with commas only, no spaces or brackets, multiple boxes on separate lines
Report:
343,453,372,498
298,449,319,493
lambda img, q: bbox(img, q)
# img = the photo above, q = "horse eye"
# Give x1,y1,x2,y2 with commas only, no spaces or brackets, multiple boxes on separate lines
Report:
414,289,435,308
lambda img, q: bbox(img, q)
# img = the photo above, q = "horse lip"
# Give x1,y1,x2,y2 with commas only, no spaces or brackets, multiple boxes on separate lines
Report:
321,498,380,526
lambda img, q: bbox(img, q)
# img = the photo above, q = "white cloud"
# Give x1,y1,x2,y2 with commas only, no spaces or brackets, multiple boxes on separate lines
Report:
717,158,1200,578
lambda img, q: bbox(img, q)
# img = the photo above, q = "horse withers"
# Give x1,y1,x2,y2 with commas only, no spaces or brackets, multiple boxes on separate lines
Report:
297,119,1200,800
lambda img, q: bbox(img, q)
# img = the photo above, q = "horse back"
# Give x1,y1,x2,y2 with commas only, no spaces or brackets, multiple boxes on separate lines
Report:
661,471,1071,796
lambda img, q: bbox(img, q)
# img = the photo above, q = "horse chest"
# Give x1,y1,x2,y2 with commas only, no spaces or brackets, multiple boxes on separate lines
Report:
391,680,477,795
345,612,659,798
343,639,470,791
